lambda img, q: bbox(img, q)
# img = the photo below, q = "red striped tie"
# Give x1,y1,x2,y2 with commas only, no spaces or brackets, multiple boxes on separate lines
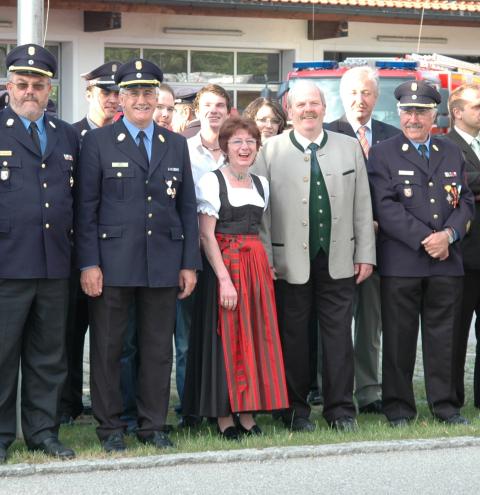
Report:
357,125,370,158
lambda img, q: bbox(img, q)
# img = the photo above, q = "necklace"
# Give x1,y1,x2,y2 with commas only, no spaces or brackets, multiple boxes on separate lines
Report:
200,136,221,152
227,164,250,181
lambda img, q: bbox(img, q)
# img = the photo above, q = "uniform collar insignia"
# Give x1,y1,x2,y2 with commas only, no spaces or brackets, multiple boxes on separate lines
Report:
48,120,56,129
6,118,14,127
432,144,439,151
158,134,165,143
402,143,409,151
117,133,126,142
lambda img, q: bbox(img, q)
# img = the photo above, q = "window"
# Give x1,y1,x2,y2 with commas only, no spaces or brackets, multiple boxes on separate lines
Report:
104,45,281,109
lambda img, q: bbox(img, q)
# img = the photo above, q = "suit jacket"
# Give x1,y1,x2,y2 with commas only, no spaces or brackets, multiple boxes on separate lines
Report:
325,115,401,165
445,128,480,270
253,129,376,284
0,106,79,278
72,117,92,141
369,132,475,277
75,119,201,287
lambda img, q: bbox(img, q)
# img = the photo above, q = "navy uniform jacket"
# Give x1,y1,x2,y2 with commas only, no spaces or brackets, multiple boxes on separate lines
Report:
75,119,201,287
368,133,474,277
0,106,79,279
444,129,480,271
325,114,401,165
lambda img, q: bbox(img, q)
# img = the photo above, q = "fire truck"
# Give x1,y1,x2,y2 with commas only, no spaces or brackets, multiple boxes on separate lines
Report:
280,53,480,132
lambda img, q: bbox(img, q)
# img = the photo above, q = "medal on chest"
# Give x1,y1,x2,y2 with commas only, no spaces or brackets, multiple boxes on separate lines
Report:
0,166,9,181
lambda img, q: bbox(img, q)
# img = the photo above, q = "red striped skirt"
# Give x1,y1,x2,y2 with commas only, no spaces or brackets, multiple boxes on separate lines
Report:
216,233,289,412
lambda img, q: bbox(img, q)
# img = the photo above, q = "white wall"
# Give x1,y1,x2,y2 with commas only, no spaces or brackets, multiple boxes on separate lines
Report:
1,6,479,121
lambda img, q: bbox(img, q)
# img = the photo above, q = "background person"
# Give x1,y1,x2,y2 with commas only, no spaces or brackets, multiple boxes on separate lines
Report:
153,83,175,129
325,66,401,415
183,117,289,439
243,97,287,142
445,84,480,409
369,80,474,427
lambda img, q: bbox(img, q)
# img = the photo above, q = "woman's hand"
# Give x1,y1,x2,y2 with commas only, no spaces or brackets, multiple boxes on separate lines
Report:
219,277,238,311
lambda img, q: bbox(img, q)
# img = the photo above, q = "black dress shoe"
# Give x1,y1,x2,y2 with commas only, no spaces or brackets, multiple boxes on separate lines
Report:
101,432,126,453
441,414,470,425
0,444,7,464
389,417,411,428
330,416,358,432
30,437,75,460
137,431,173,449
285,416,316,432
217,425,240,441
237,423,263,436
178,415,203,429
359,400,383,415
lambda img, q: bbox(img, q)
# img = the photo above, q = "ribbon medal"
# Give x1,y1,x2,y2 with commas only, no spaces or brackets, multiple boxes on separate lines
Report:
165,179,176,199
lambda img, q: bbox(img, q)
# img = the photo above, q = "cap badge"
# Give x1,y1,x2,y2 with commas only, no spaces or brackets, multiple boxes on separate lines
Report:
112,64,117,72
411,95,417,100
28,46,35,56
432,144,439,151
49,120,56,129
136,73,142,78
28,59,34,65
402,143,409,151
6,118,14,127
117,133,126,142
159,134,165,143
411,82,417,91
135,61,142,70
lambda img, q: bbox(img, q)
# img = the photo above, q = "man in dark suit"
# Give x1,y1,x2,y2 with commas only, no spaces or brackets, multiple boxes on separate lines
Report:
75,59,201,452
445,84,480,408
325,66,400,415
60,61,121,425
0,44,79,463
369,80,475,427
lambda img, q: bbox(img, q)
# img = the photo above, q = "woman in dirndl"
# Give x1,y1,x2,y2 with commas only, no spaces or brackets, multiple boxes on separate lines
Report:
182,116,289,439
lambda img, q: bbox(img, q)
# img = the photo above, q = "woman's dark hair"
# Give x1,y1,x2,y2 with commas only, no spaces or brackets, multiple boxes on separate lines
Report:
218,116,262,155
243,97,287,135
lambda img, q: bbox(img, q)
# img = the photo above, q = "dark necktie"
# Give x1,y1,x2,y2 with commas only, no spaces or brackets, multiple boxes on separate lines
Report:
308,142,321,259
418,143,429,164
308,142,320,180
29,121,42,155
137,130,149,166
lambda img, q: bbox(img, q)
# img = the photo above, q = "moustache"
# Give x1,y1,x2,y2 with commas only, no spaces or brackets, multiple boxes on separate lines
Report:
302,112,318,119
405,124,424,129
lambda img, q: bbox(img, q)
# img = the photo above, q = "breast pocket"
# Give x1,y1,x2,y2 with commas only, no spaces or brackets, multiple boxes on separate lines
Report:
103,167,136,201
0,157,22,192
393,177,423,208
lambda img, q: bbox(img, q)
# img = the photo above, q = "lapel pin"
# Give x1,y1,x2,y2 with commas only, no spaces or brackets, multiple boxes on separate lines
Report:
159,134,165,143
432,144,439,151
81,129,87,137
402,143,409,151
117,133,126,142
49,120,56,129
6,118,14,127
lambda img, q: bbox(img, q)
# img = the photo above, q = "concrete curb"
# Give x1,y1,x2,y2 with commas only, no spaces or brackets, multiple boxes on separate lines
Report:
2,436,480,478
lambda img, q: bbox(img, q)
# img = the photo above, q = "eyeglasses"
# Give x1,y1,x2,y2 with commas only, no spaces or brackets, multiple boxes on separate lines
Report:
156,104,174,113
124,88,157,99
10,82,49,92
228,139,257,147
256,117,281,126
399,108,434,117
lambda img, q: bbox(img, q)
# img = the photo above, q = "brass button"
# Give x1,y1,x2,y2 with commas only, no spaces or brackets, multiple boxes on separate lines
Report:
45,202,49,208
302,220,308,226
429,182,434,187
319,209,323,214
404,180,410,185
117,172,122,177
2,161,6,166
304,156,309,162
147,196,152,201
102,233,107,238
430,198,435,204
433,214,439,219
45,223,50,229
320,223,324,228
41,163,46,169
148,213,153,218
317,181,320,186
303,176,309,182
43,182,47,188
302,242,308,250
145,180,149,184
147,230,152,236
302,198,307,204
320,237,324,242
318,196,322,200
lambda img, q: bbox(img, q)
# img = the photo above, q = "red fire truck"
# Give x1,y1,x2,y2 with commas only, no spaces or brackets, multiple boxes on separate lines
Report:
281,53,480,132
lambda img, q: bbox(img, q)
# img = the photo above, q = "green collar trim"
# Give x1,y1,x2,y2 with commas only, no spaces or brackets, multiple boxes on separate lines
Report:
289,129,328,152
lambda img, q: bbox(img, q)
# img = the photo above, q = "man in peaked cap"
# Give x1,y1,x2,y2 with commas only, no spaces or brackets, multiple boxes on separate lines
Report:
75,59,201,452
368,80,475,426
0,44,79,463
59,61,121,426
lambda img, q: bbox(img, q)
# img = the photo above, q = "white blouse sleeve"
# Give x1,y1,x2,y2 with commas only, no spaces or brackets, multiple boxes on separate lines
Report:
196,171,221,218
258,175,270,211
